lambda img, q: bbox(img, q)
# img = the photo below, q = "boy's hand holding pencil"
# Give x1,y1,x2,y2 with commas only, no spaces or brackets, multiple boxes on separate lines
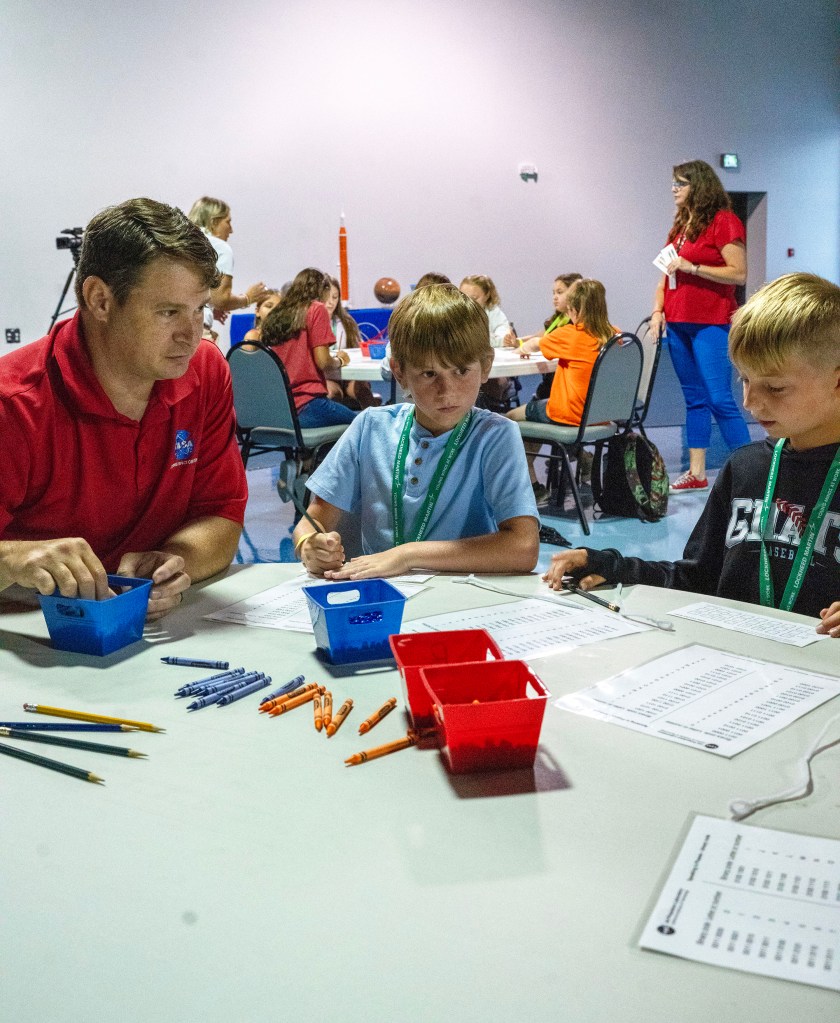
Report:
297,531,345,575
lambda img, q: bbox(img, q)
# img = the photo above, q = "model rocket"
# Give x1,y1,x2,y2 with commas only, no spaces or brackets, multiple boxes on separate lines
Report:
339,212,349,303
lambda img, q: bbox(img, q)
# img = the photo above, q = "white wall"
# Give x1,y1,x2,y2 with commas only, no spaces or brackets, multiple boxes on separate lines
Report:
1,0,837,345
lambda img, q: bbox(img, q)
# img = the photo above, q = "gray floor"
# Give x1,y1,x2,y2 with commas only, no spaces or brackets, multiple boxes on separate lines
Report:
235,420,766,573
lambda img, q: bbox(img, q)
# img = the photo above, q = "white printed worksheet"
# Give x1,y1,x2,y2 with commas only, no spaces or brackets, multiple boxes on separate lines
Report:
640,815,840,991
669,601,824,647
404,597,647,659
556,643,840,756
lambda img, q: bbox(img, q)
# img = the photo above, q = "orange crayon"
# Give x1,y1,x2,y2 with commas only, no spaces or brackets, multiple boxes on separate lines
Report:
259,682,319,714
358,697,397,735
314,693,323,732
326,698,353,737
345,732,417,766
323,691,333,729
268,687,323,717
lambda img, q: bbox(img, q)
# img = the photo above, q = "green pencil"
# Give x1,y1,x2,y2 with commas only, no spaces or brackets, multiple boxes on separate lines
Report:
0,727,146,759
0,741,104,784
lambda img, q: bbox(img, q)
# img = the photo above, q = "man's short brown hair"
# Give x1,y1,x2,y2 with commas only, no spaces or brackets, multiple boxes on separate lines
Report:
75,197,219,307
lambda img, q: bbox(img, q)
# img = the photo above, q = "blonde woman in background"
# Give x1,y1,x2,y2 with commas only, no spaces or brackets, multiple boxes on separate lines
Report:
187,196,269,335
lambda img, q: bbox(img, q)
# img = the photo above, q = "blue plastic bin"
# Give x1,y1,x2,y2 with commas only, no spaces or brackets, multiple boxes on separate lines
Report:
368,342,387,359
39,575,152,655
303,579,406,664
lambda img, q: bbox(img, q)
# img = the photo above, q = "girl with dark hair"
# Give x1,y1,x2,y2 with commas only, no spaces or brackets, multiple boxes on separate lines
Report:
651,160,751,492
260,268,357,428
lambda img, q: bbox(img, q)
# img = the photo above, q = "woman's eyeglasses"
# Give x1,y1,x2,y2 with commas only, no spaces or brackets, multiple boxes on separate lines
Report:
671,180,690,190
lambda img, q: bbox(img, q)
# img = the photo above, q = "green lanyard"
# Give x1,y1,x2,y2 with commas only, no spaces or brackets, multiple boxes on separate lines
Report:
545,314,569,333
758,438,840,611
391,408,472,546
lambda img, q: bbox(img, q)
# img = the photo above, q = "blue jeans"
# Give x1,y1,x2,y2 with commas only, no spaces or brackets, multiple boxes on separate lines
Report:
666,322,751,450
297,397,358,428
524,397,574,426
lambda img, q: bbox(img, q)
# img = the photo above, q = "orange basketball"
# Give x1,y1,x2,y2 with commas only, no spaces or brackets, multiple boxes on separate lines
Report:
373,277,400,304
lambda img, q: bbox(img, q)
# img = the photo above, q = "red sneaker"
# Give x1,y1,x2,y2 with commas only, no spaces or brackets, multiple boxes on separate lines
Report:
669,471,708,493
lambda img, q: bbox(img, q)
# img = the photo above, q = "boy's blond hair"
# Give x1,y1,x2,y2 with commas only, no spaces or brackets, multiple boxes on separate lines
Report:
730,272,840,374
389,284,493,372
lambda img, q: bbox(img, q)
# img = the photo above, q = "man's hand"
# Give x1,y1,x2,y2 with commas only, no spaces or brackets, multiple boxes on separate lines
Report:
542,548,605,592
116,551,191,621
0,538,110,600
300,532,346,577
324,547,410,581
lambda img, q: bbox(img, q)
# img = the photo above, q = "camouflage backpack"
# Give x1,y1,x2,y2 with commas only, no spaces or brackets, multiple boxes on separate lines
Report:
591,431,669,523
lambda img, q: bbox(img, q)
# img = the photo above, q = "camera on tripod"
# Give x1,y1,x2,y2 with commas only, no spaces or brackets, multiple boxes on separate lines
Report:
56,227,84,261
50,227,85,329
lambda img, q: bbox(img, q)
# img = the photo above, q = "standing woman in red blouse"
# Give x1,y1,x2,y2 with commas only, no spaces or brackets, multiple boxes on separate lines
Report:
650,160,751,492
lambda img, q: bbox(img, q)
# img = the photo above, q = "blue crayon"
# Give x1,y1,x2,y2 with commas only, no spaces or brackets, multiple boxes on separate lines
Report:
175,668,246,698
259,675,305,705
162,657,230,670
187,673,265,711
217,676,272,706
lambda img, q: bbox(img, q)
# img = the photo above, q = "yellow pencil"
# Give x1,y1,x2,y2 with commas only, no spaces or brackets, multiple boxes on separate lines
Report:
23,703,165,733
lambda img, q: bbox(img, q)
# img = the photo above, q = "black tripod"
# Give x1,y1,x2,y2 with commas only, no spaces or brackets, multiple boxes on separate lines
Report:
49,228,84,330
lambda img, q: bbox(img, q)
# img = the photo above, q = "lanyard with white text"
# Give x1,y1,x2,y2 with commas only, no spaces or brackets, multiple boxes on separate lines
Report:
758,438,840,611
391,408,472,546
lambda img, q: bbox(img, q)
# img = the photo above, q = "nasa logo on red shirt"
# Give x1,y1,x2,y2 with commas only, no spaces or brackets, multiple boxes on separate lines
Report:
174,429,194,461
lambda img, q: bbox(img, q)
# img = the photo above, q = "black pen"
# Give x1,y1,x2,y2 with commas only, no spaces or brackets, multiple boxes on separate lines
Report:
563,579,621,614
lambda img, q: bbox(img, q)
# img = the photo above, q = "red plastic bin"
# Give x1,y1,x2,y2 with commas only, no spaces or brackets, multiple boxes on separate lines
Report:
389,630,504,731
420,659,550,774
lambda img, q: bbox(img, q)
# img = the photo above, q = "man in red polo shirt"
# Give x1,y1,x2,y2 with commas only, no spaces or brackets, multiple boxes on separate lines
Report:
0,198,248,620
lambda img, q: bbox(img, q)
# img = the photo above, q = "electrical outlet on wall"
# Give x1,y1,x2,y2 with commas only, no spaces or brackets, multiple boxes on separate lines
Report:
5,328,21,343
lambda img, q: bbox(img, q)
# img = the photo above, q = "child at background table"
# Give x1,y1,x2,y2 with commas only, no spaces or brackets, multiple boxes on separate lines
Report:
259,268,356,428
415,271,451,288
505,271,583,403
460,274,516,413
243,290,281,341
292,284,539,578
323,276,380,410
507,279,618,504
459,274,511,347
544,272,840,636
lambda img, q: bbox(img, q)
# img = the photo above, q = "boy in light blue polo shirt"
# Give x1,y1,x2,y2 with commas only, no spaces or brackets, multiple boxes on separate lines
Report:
293,284,539,579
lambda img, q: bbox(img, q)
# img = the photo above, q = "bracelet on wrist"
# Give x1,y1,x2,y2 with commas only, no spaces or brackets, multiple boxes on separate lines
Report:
294,531,318,558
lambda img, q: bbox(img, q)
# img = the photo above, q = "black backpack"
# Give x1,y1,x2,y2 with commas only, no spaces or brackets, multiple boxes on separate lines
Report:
591,431,669,522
